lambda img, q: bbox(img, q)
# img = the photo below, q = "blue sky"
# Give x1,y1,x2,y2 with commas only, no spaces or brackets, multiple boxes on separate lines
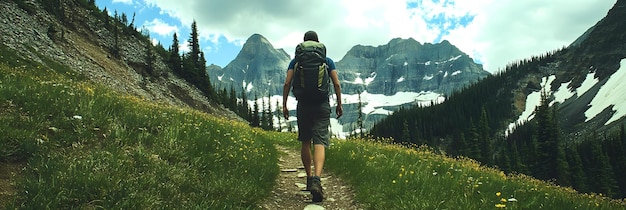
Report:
96,0,616,73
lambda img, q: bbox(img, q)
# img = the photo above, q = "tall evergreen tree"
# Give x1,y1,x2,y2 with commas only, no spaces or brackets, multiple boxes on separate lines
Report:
268,92,274,130
585,135,617,197
240,87,250,121
478,107,492,165
261,95,267,129
275,100,282,132
401,120,410,142
551,105,571,186
169,33,182,75
179,21,215,100
534,91,569,185
566,145,588,192
251,94,260,127
464,121,482,162
357,90,364,138
186,21,201,75
144,40,155,75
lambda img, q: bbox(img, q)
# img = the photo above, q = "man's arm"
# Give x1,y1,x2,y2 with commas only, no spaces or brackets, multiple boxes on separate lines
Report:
282,69,294,119
329,70,343,119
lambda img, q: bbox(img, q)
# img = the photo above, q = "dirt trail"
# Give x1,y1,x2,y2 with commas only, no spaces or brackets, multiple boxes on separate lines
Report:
259,145,364,210
0,162,24,208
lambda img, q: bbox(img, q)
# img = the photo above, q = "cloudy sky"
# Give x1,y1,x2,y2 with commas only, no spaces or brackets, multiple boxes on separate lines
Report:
96,0,616,73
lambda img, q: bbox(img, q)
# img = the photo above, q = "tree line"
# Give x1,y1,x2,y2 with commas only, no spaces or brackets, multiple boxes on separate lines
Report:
369,49,626,198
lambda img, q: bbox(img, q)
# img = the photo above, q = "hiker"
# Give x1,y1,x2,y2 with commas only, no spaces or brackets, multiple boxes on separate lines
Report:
282,30,343,202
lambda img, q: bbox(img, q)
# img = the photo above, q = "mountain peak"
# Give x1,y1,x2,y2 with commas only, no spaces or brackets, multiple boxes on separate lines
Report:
247,33,269,43
388,37,420,46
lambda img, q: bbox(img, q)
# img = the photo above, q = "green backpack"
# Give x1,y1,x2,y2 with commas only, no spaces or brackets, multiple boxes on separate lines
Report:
292,41,330,103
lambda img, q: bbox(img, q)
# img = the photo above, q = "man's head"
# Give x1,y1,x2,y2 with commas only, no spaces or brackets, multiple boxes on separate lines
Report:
304,31,319,42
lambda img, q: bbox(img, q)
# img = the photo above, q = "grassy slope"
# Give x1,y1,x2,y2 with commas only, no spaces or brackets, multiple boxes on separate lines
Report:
1,43,625,209
325,139,626,209
0,44,279,209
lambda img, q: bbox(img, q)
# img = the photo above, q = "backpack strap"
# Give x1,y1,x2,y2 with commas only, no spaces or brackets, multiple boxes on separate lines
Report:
317,63,328,88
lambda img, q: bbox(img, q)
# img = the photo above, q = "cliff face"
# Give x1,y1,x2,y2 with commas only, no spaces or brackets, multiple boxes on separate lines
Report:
209,34,291,96
337,38,490,96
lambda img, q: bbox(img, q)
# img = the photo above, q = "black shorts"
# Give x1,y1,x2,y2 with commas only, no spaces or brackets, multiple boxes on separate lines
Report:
296,101,331,147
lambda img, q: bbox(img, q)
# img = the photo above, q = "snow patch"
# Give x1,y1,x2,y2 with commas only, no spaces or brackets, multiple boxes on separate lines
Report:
424,74,434,80
385,54,396,61
364,72,376,85
506,76,556,135
274,91,445,139
586,59,626,125
397,77,405,83
217,74,224,81
551,81,574,105
403,61,408,66
448,55,462,62
451,70,462,76
243,80,254,92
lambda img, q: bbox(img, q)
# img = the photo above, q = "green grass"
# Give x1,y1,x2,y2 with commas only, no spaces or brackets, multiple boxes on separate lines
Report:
0,59,279,209
324,138,626,209
1,42,625,209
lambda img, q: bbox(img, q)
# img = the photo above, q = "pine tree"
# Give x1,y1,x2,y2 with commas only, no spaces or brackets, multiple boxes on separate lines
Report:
566,145,588,192
534,90,552,180
169,33,182,75
268,92,274,130
261,95,267,129
357,90,364,138
478,107,492,165
465,121,482,162
401,120,410,142
586,135,617,197
180,21,215,100
144,40,155,75
275,100,282,132
534,91,569,185
186,21,200,75
111,10,120,58
552,105,571,187
240,87,250,121
251,94,260,127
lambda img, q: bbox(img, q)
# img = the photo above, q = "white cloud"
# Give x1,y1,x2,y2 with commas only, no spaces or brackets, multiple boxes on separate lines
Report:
141,0,616,72
449,0,615,72
112,0,133,5
143,18,178,37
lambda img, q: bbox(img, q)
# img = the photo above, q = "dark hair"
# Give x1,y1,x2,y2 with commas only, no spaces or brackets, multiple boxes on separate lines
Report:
304,31,319,42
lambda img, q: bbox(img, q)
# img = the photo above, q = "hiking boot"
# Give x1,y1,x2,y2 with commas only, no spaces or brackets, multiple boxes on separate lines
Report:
310,176,324,202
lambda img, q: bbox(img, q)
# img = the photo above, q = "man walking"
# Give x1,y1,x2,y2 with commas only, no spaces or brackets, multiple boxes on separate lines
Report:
282,30,343,202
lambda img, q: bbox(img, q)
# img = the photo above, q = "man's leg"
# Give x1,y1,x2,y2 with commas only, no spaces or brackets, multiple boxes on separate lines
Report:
301,140,312,177
310,143,325,202
313,144,325,176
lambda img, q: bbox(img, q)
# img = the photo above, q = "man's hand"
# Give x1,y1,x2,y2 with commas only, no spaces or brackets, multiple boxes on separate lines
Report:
335,105,343,119
282,106,290,119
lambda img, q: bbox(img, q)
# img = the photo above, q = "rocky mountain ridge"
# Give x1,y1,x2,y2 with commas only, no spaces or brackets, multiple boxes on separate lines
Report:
208,33,490,135
337,38,489,95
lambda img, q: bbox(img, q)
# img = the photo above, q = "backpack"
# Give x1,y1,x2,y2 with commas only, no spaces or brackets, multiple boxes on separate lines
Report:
292,41,330,103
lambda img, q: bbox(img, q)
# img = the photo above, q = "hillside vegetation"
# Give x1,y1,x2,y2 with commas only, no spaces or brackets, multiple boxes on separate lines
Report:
2,43,625,209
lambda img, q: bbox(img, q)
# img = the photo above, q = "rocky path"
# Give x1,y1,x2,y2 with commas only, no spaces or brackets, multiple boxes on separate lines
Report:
259,145,364,210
